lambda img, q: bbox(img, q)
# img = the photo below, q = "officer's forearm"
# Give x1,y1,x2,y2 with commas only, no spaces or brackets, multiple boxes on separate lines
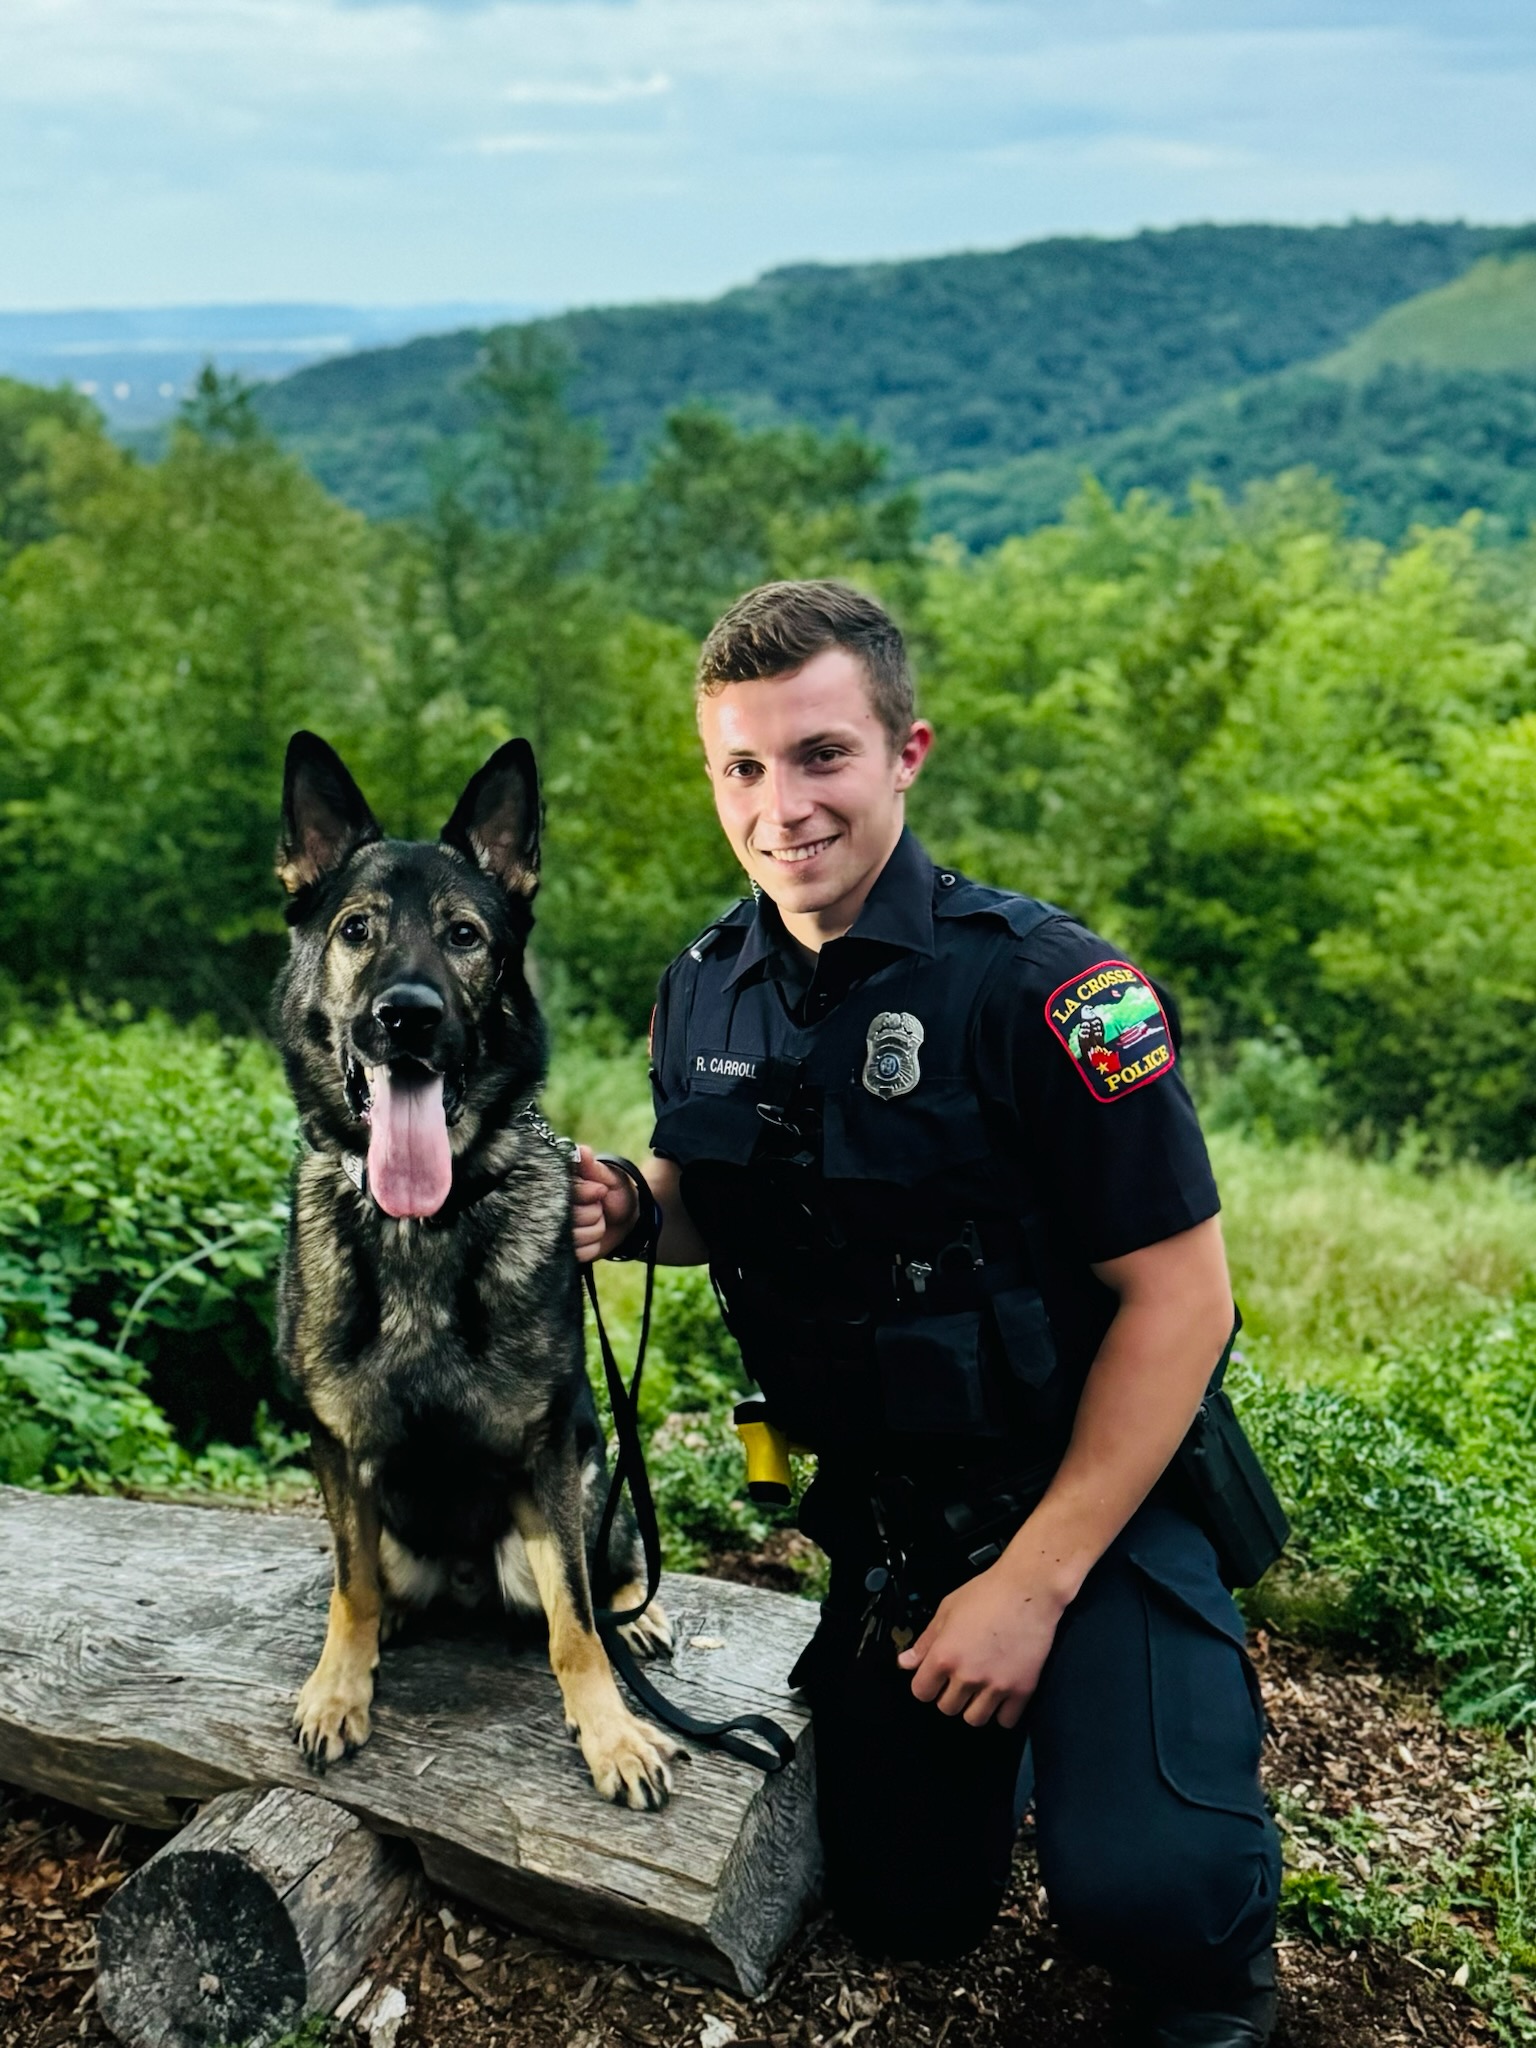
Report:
642,1155,711,1266
995,1216,1233,1608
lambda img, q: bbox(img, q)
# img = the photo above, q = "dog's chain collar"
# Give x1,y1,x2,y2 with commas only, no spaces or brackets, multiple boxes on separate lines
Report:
513,1099,580,1165
332,1098,577,1206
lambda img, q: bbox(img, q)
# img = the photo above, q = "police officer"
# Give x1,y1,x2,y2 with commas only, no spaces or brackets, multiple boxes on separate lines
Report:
573,581,1281,2046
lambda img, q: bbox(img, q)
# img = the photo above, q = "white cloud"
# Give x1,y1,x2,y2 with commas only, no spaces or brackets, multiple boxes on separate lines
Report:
981,135,1260,174
0,1,1531,307
461,129,661,152
501,71,671,105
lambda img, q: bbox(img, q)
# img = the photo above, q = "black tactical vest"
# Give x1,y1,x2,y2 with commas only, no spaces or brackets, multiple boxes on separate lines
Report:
654,870,1085,1472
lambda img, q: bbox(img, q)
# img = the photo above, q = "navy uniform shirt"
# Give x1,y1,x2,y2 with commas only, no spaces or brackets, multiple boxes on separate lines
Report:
650,829,1220,1371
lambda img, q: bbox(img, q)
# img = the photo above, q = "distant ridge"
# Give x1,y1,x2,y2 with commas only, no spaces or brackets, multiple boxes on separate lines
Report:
924,237,1536,547
0,302,542,431
922,363,1536,548
1322,249,1536,380
252,222,1502,523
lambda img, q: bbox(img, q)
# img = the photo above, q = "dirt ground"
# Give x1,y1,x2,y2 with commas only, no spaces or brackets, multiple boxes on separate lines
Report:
1,1619,1515,2048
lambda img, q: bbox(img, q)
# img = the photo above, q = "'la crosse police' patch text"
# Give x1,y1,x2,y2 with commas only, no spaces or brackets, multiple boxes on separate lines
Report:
1044,961,1175,1103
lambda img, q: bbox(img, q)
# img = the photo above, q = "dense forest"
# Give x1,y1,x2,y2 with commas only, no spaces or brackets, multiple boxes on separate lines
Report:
924,362,1536,547
7,350,1536,1164
251,221,1502,521
924,246,1536,545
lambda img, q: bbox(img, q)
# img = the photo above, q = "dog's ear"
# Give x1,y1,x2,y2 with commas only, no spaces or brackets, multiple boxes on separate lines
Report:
278,732,382,895
440,739,541,898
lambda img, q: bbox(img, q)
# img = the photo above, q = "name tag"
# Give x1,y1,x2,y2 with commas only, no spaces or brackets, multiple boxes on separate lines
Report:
690,1049,763,1093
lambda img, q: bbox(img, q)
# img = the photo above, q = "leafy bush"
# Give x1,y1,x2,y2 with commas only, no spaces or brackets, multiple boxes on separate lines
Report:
1201,1030,1337,1145
0,1008,303,1486
581,1262,786,1574
1239,1294,1536,1726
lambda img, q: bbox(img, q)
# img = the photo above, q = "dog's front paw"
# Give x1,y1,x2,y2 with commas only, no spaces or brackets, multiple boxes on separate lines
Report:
292,1666,373,1772
579,1708,686,1811
617,1595,673,1661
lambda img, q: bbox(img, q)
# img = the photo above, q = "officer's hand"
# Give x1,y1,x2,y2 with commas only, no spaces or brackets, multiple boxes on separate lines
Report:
897,1562,1068,1730
572,1145,639,1264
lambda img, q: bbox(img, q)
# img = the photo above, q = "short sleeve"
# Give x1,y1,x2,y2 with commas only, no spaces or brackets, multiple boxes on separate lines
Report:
974,918,1219,1264
648,958,688,1157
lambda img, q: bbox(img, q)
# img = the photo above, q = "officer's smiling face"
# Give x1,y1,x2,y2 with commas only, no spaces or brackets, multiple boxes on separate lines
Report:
699,646,933,946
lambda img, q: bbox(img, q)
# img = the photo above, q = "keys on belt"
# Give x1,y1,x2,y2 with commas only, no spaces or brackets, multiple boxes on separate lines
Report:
855,1496,929,1659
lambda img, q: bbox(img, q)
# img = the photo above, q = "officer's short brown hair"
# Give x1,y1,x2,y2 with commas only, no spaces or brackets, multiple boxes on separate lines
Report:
696,580,916,751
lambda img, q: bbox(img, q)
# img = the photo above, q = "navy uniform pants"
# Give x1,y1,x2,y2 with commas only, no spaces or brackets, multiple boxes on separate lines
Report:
792,1494,1281,2000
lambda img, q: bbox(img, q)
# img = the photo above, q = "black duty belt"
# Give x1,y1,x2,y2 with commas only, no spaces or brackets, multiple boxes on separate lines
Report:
724,1234,1033,1326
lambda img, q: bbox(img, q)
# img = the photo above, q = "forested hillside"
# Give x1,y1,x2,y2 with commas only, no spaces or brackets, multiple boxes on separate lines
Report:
922,243,1536,547
924,363,1536,547
1324,244,1536,378
254,221,1499,521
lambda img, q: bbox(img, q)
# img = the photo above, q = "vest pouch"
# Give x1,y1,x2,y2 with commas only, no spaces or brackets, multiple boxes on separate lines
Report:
877,1311,993,1436
989,1286,1058,1390
1173,1388,1290,1590
825,1080,993,1188
657,1090,765,1169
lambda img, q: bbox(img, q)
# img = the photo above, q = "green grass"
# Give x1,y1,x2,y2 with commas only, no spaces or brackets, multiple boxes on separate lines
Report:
1213,1130,1536,1388
1323,252,1536,379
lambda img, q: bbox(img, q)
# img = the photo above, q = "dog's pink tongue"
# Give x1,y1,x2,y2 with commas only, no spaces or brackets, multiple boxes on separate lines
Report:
367,1066,452,1218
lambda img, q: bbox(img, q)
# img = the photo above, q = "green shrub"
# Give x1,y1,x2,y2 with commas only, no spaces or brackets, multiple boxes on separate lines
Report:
1202,1029,1336,1145
1239,1295,1536,1726
0,1007,304,1487
581,1263,784,1573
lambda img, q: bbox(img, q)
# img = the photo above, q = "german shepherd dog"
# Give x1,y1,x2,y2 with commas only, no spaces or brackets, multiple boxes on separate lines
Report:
274,731,681,1809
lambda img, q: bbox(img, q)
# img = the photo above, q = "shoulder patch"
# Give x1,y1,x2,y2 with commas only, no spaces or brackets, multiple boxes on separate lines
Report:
1044,960,1176,1102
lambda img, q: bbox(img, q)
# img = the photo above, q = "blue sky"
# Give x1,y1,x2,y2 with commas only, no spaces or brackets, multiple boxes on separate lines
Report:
1,0,1532,312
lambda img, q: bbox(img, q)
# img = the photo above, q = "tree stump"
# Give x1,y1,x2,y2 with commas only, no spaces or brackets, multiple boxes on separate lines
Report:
95,1784,418,2048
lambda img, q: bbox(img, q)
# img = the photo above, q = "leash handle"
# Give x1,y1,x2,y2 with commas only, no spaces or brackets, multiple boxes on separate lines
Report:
603,1623,797,1773
582,1171,795,1775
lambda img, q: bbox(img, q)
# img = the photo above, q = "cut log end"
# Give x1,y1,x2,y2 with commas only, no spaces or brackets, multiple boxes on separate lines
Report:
96,1785,417,2048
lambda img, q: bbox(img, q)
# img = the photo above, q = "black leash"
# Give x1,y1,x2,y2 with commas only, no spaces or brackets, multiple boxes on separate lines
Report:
583,1163,796,1774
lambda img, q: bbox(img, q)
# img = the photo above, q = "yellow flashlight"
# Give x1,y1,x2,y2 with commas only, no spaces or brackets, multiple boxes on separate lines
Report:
733,1394,796,1505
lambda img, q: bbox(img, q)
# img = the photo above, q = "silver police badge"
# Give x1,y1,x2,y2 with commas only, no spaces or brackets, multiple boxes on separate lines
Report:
862,1011,925,1099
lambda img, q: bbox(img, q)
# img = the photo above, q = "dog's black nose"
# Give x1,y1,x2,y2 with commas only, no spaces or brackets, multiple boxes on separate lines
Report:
373,983,445,1049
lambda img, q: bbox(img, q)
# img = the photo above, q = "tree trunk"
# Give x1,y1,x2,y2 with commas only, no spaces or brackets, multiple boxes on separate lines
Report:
95,1783,418,2048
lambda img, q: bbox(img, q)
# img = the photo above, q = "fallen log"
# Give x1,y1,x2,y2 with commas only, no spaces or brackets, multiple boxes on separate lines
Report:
0,1487,820,1993
95,1783,418,2048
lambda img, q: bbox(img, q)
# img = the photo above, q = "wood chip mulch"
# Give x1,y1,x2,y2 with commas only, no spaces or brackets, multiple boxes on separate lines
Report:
0,1636,1519,2048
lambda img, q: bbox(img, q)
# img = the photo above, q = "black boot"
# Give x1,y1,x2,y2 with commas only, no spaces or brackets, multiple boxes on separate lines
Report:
1135,1949,1276,2047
